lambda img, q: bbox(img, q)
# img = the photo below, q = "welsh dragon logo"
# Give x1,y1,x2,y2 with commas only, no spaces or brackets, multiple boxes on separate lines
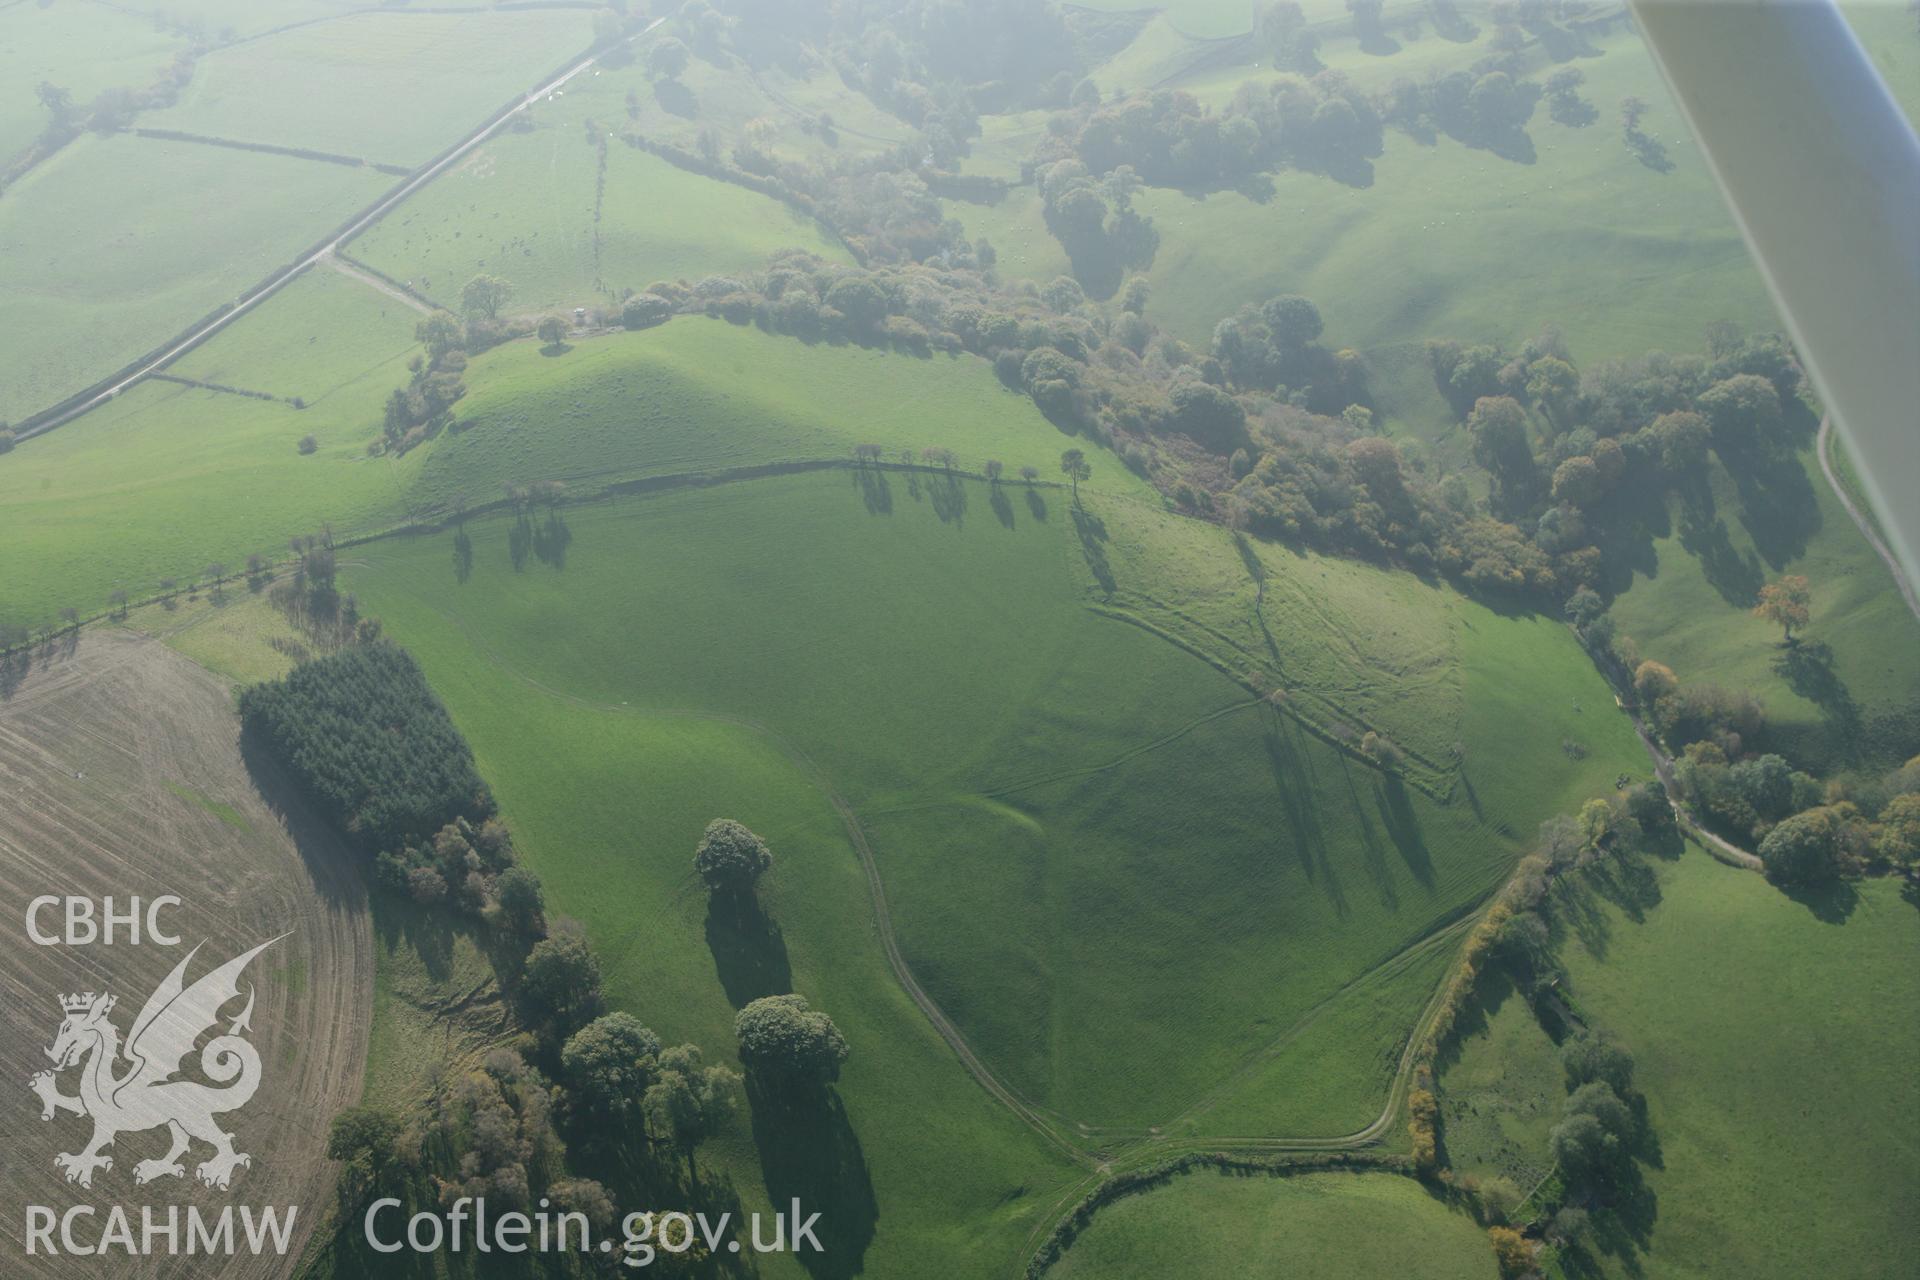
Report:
28,937,281,1191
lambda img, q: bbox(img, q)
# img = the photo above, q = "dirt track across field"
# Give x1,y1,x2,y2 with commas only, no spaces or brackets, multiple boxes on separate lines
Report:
0,630,372,1279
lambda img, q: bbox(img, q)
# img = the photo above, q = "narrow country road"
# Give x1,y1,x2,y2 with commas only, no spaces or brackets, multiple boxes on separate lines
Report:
16,16,665,444
1630,719,1765,870
1816,415,1920,622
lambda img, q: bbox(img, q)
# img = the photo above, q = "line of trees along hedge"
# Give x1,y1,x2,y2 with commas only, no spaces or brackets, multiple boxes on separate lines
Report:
238,640,492,854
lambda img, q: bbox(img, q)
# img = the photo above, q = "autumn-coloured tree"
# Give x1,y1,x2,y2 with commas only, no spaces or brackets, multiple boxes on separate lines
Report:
1753,574,1810,643
1488,1225,1533,1278
1579,796,1614,852
1632,659,1678,705
1407,1087,1439,1171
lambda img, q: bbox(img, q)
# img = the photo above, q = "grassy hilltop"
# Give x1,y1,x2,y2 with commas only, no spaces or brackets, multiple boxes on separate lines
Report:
3,2,1916,1278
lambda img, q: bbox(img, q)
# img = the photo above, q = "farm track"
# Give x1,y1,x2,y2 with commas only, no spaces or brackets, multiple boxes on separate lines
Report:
1817,415,1920,623
324,250,432,315
371,564,1498,1274
0,630,373,1279
369,579,1095,1164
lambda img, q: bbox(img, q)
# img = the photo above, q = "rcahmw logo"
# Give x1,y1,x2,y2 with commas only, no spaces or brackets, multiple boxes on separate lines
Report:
21,896,300,1259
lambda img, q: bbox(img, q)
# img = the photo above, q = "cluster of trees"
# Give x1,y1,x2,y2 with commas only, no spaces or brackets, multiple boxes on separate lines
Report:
376,815,545,930
1033,160,1158,299
1544,66,1597,127
1626,656,1767,762
377,314,471,454
1031,76,1385,193
267,530,382,650
713,0,1076,121
8,52,198,188
1378,66,1542,156
239,641,493,853
1548,1030,1645,1204
1610,630,1919,887
685,818,856,1103
561,1009,740,1185
1211,293,1359,412
644,128,981,268
1421,326,1812,597
1692,746,1920,886
331,1042,613,1239
649,247,1565,592
1414,795,1672,1269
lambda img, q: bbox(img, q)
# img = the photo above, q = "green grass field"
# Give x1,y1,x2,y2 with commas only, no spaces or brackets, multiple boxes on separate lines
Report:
1845,1,1920,125
0,1,183,163
1087,495,1647,820
347,471,1537,1134
1070,0,1262,41
10,6,1915,1278
169,262,424,403
1435,967,1564,1190
1606,450,1920,773
142,8,595,166
1048,1168,1497,1278
0,318,1103,628
958,21,1780,452
0,132,391,423
351,122,848,312
0,261,432,627
1543,846,1920,1279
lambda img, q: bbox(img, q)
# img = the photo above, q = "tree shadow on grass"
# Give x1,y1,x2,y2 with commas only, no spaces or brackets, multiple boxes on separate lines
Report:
989,481,1014,529
1771,641,1861,745
1675,484,1764,608
704,892,791,1009
653,78,697,118
1724,447,1820,569
1537,24,1599,60
509,512,532,571
1261,715,1348,918
1071,504,1115,596
1780,875,1858,925
748,1084,877,1279
928,469,966,525
534,510,572,569
1024,486,1049,523
1629,131,1674,173
452,528,473,584
1460,772,1485,823
1376,775,1437,891
1335,753,1398,909
1432,960,1520,1079
1584,849,1663,926
237,723,374,918
852,465,891,516
1547,867,1614,963
1592,478,1672,596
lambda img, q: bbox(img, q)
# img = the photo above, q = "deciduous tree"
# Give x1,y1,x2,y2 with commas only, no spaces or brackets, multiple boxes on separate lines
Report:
1059,448,1091,502
694,818,772,893
1753,574,1810,643
562,1012,661,1123
460,275,511,322
643,1044,738,1185
735,994,849,1093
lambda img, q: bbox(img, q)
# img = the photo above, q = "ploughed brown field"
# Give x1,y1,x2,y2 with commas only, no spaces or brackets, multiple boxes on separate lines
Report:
0,630,371,1279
